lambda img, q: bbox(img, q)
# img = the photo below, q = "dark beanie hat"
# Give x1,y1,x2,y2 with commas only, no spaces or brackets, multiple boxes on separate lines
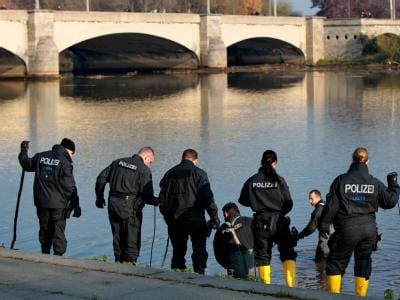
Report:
61,138,75,152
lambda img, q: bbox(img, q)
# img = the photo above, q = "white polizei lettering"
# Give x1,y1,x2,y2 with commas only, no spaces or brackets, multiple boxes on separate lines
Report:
221,223,243,234
252,182,277,188
344,184,374,194
40,157,60,166
119,161,137,170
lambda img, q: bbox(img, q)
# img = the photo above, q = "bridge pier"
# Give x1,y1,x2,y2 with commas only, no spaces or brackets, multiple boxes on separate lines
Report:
200,15,227,69
305,17,326,65
27,11,59,78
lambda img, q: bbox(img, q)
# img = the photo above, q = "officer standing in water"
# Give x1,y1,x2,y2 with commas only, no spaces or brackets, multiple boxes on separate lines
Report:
95,146,158,264
320,147,399,297
297,189,334,263
18,138,81,256
159,149,219,274
238,150,297,287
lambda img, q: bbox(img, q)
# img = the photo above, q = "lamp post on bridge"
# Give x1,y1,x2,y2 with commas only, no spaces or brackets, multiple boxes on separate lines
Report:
206,0,210,14
35,0,39,10
390,0,396,19
86,0,90,12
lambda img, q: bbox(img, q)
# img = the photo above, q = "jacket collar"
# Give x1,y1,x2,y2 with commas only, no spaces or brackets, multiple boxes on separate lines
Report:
348,162,369,174
52,144,72,162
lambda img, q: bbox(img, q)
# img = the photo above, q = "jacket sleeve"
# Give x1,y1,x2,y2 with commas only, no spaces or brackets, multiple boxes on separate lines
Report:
140,167,157,206
18,150,37,172
320,178,340,232
158,174,168,217
213,228,230,269
197,172,218,219
95,164,111,199
376,179,400,209
61,162,76,199
279,177,293,216
299,206,322,238
238,180,251,207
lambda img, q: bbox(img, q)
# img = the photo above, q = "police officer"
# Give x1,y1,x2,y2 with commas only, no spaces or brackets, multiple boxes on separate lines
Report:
298,189,334,263
159,149,219,274
320,147,400,297
213,202,255,278
238,150,297,287
95,146,158,264
18,138,81,256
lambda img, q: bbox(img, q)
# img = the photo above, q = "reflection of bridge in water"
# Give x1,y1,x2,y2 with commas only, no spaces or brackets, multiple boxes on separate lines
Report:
2,10,400,77
2,71,399,153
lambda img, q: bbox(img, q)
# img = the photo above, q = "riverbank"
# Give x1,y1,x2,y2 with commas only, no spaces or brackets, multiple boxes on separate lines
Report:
0,248,369,300
3,61,400,80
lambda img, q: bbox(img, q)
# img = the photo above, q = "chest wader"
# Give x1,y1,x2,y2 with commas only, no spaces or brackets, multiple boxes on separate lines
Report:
255,213,297,287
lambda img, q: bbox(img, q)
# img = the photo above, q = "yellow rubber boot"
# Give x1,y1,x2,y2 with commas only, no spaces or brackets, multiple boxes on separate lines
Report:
257,265,271,284
283,260,296,287
355,276,369,297
327,275,341,294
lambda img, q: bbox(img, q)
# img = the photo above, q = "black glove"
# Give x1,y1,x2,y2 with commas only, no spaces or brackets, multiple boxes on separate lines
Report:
72,206,81,218
96,197,106,208
20,141,30,152
210,215,220,229
387,172,399,189
152,197,159,207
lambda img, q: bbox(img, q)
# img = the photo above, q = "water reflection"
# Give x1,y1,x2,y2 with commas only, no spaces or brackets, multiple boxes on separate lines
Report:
60,74,199,100
0,70,400,297
0,81,26,100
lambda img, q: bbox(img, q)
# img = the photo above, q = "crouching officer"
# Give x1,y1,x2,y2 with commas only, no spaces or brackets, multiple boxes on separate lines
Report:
159,149,219,274
18,138,81,256
239,150,297,287
213,202,255,278
320,147,400,297
297,189,334,263
95,146,158,264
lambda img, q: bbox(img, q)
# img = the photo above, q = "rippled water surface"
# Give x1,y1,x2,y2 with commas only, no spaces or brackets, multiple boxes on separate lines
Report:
1,71,400,297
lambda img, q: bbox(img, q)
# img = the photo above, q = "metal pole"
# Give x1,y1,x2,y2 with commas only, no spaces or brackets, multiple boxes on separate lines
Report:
348,0,350,18
86,0,90,11
35,0,40,10
207,0,210,15
273,0,277,16
390,0,396,19
269,0,272,16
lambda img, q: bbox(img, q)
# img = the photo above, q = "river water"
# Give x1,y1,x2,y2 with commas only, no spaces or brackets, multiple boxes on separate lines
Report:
0,70,399,297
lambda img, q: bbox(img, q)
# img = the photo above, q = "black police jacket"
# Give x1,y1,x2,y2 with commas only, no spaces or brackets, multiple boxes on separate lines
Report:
299,201,325,238
159,159,218,223
18,144,76,209
320,163,400,232
213,215,253,269
238,168,293,215
95,154,157,206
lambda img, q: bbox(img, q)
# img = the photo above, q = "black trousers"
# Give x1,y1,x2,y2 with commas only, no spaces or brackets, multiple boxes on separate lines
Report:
108,196,142,263
226,249,256,278
253,214,297,266
168,219,208,274
326,222,376,279
36,207,67,255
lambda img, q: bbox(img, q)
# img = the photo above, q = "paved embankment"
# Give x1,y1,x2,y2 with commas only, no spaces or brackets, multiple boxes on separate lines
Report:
0,248,371,300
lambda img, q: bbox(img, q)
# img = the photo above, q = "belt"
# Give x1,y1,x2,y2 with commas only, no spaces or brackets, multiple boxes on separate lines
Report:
109,191,136,200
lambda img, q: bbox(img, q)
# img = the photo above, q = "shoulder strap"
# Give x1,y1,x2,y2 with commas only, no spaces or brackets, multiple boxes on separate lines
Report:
225,216,241,246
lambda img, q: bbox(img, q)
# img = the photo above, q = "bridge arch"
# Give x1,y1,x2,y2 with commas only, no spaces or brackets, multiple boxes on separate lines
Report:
227,37,305,66
0,48,27,77
59,33,199,73
53,13,200,57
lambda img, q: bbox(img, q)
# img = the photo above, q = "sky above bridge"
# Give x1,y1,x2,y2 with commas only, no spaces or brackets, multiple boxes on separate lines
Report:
292,0,318,15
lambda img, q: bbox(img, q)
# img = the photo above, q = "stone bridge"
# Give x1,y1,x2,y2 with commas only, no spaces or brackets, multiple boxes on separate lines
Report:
1,10,400,77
